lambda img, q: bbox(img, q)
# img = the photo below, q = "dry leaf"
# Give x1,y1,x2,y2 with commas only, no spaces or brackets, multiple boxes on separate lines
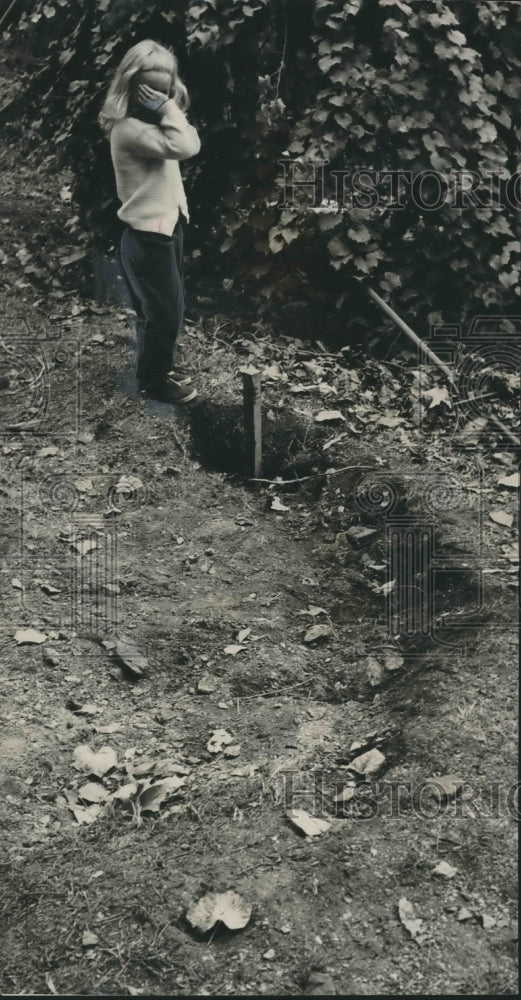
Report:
223,744,241,758
82,930,99,948
237,627,251,643
398,897,428,944
304,623,331,644
315,409,345,423
197,674,217,694
424,774,463,800
73,745,117,778
69,802,103,825
334,784,357,804
490,510,514,527
348,748,386,777
74,476,94,493
115,475,144,492
433,860,457,879
286,808,331,837
14,628,47,645
138,775,186,812
77,782,109,804
224,644,245,656
207,729,234,754
111,639,148,678
72,537,99,557
186,890,251,932
423,386,451,409
498,472,519,489
111,781,138,802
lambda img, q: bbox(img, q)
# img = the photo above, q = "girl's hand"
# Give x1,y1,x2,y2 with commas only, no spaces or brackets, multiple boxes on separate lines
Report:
137,83,169,107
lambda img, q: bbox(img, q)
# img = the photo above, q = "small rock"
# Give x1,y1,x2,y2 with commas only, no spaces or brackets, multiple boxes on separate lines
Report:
197,674,217,694
263,948,275,961
304,624,331,644
433,860,457,879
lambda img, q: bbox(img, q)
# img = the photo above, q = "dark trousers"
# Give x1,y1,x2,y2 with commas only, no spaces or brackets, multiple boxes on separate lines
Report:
117,221,185,387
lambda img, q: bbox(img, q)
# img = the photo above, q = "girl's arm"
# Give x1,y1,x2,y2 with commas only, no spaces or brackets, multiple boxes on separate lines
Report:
126,85,200,161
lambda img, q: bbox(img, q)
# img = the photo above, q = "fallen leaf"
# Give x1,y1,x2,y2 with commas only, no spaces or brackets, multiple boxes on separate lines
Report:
138,775,186,812
498,472,519,489
73,745,117,778
111,639,148,678
423,385,451,409
77,782,110,804
223,744,241,758
286,808,331,837
115,475,144,493
186,891,252,932
230,764,258,778
237,627,251,643
36,445,59,458
271,496,289,512
111,781,138,802
69,802,103,825
224,644,245,656
424,774,463,800
348,748,386,777
82,930,99,948
398,897,428,944
315,409,345,423
14,628,47,645
365,656,384,687
334,784,357,804
346,525,377,543
489,510,514,527
74,476,94,493
80,703,102,716
304,623,331,644
72,537,99,557
197,674,217,694
207,729,234,754
433,860,457,879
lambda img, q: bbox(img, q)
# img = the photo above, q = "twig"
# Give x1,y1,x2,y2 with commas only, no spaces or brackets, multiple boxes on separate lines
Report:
250,463,374,486
274,5,288,100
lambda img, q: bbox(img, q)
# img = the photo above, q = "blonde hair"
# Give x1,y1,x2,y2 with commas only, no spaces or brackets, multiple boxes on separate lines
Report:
99,39,189,133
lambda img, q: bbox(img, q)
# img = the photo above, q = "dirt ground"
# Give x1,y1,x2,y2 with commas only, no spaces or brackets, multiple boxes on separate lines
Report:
0,136,518,997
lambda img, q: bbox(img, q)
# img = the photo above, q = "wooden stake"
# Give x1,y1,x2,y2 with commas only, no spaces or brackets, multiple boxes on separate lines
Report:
242,366,262,478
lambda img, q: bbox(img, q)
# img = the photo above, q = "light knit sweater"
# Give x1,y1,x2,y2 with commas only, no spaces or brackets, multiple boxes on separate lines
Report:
110,99,201,236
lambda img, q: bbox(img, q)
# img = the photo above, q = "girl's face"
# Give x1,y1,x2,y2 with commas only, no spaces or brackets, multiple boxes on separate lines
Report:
138,68,173,97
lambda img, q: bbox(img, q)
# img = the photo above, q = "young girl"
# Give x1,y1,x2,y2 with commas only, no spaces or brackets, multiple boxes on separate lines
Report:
100,40,200,404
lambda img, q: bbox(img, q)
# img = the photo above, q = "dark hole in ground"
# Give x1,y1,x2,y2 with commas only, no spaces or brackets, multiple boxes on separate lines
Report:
186,398,329,482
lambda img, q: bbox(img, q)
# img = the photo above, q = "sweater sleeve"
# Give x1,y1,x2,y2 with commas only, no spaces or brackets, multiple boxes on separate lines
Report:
123,99,201,161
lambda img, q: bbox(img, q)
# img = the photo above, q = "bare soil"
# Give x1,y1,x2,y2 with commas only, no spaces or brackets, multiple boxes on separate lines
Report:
0,137,518,997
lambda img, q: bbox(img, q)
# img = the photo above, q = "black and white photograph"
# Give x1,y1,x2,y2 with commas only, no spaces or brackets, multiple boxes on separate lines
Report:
0,0,518,996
